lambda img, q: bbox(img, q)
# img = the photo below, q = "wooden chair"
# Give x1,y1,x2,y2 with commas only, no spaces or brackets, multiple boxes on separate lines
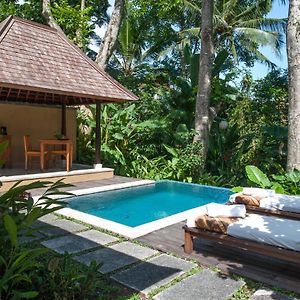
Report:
49,143,73,172
24,135,48,170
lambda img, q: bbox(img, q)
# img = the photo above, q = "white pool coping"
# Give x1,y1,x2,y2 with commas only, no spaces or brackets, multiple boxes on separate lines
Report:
34,179,211,239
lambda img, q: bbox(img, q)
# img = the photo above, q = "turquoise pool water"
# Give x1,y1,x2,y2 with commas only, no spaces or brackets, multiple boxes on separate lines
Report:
67,181,232,227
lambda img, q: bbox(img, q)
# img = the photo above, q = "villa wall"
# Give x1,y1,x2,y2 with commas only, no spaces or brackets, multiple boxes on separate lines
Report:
0,103,77,166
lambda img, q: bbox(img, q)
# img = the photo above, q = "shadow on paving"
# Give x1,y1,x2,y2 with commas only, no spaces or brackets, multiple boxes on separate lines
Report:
21,218,195,296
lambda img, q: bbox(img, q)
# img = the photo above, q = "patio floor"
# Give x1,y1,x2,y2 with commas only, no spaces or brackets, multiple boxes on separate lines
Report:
136,221,300,294
27,213,298,300
7,173,300,296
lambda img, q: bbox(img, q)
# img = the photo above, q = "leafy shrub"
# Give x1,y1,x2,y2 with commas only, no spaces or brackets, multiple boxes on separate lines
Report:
33,255,112,300
0,180,71,299
178,142,204,179
235,165,300,195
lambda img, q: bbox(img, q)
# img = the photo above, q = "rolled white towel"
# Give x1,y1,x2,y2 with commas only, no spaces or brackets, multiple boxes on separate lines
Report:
206,203,246,218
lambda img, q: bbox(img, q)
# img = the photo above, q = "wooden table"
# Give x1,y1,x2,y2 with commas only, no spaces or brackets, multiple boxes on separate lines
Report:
40,139,73,172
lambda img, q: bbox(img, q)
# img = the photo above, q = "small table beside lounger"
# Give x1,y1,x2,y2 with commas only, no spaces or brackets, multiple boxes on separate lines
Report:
40,139,73,172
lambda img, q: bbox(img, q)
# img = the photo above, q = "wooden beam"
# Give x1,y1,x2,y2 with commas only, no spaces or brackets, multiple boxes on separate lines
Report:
61,99,66,136
95,102,101,164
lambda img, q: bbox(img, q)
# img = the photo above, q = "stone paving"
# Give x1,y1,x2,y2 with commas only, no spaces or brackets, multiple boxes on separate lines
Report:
27,214,299,300
34,214,87,236
41,230,114,254
153,269,244,300
112,254,196,295
75,241,158,274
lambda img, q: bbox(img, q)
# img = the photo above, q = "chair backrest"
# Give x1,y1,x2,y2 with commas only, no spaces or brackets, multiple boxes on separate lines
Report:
23,135,31,153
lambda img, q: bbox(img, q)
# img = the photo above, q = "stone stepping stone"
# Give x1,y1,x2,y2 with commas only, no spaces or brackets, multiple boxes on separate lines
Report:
36,217,87,236
249,289,298,300
75,241,158,274
111,254,196,295
41,229,116,254
153,269,244,300
19,231,45,244
76,229,118,245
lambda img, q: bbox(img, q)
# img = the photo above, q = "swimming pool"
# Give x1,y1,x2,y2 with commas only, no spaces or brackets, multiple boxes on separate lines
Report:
59,180,232,238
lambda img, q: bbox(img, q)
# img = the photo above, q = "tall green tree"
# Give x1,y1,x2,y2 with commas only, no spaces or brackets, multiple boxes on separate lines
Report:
193,0,214,157
191,0,286,160
95,0,125,69
287,0,300,171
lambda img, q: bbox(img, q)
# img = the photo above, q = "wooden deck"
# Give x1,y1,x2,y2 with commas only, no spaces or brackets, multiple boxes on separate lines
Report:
136,221,300,294
0,163,118,192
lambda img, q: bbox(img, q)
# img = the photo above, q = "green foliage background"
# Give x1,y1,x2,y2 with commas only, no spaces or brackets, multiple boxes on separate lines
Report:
0,0,295,189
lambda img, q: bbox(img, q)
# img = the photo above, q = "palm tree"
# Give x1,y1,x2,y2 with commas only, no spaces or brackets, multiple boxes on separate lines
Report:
95,0,125,70
111,12,146,75
188,0,287,158
286,0,300,171
193,0,213,157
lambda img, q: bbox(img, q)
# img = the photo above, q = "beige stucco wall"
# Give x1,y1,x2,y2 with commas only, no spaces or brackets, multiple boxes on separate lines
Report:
0,103,77,166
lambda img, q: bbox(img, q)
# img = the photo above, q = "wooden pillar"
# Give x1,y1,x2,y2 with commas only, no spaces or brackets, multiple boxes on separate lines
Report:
61,100,67,136
95,102,101,164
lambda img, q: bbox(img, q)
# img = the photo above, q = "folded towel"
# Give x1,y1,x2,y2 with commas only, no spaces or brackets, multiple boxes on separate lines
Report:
186,203,246,227
206,203,246,218
195,215,238,234
235,195,260,207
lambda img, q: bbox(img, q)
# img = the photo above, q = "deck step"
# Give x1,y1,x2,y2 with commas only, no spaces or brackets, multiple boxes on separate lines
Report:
0,168,114,191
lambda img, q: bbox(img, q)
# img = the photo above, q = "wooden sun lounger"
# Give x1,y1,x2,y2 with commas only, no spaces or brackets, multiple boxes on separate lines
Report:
183,225,300,264
245,206,300,220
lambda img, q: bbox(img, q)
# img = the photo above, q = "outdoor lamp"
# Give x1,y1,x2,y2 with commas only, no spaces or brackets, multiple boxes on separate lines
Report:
219,120,228,130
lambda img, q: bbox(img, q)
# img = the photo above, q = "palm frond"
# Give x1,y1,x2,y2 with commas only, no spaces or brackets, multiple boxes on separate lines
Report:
234,27,283,57
233,0,272,22
222,0,238,16
182,0,201,13
237,17,286,34
179,27,200,38
251,49,278,69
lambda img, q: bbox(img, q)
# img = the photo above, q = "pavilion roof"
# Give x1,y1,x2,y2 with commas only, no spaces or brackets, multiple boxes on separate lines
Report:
0,16,138,105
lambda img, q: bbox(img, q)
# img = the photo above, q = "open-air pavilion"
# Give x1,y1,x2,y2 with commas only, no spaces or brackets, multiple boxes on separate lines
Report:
0,15,137,189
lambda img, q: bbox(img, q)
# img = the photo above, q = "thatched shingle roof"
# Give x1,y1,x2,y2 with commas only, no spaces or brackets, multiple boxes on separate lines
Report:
0,16,138,105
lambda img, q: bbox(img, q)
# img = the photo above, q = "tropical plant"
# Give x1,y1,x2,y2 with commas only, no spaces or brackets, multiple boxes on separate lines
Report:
236,165,300,195
35,255,103,300
0,0,44,23
225,69,288,174
0,180,72,299
51,0,93,50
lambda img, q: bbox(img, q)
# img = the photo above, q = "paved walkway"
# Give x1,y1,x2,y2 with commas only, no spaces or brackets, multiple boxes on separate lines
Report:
24,214,298,300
